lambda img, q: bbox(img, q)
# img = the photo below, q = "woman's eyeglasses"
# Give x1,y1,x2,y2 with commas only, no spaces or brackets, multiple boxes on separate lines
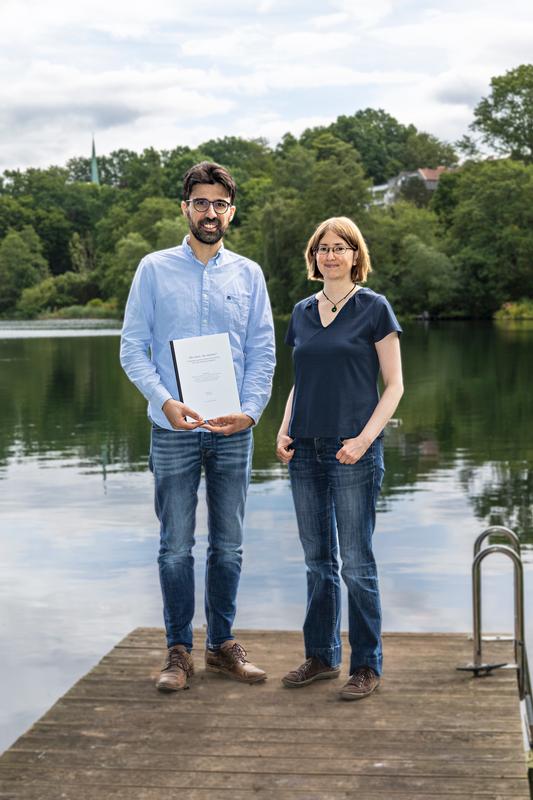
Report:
314,245,357,256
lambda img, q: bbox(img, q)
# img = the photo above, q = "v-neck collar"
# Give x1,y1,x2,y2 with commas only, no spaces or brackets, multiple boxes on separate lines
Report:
313,287,363,329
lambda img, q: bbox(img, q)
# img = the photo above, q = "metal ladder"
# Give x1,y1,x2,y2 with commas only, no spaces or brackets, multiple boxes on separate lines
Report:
457,525,533,748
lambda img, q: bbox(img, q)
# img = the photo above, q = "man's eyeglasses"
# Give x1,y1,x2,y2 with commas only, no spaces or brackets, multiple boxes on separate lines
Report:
186,198,232,214
314,245,357,256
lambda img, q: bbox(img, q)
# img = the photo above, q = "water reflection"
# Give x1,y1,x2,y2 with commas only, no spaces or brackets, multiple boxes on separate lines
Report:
1,321,532,543
0,320,532,753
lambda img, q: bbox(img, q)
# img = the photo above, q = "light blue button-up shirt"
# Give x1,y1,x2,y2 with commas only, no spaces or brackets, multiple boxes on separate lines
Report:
120,236,276,430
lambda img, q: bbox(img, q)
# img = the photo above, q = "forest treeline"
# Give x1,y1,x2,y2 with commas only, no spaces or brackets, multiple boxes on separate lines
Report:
1,65,532,320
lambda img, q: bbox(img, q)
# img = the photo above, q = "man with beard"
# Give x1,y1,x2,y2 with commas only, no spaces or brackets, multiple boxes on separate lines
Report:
120,161,275,691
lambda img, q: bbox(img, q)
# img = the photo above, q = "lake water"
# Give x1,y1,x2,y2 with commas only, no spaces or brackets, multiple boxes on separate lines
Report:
0,319,532,753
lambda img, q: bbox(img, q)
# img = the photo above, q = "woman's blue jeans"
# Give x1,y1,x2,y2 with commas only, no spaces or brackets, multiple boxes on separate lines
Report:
288,437,385,676
150,426,253,651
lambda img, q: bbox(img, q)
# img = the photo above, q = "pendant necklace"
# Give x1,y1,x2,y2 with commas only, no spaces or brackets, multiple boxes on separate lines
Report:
322,284,356,312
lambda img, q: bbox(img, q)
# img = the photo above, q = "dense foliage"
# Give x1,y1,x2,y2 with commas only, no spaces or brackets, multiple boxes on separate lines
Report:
1,66,532,320
471,64,533,163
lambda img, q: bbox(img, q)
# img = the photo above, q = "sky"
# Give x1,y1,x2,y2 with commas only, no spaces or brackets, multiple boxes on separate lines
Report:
1,0,532,173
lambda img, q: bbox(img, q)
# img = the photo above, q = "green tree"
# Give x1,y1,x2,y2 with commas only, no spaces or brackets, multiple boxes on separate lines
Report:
0,227,49,312
366,201,442,273
365,202,454,314
0,196,32,237
103,232,151,310
251,134,371,312
17,272,98,317
94,203,131,254
399,131,457,171
431,170,463,227
128,196,178,246
273,140,316,194
310,108,407,183
31,206,73,274
394,234,459,316
201,136,273,178
259,192,310,311
154,216,189,250
306,133,370,220
69,232,94,273
447,159,533,315
161,145,208,199
2,166,68,205
301,109,456,184
62,182,117,234
471,64,533,162
398,176,433,208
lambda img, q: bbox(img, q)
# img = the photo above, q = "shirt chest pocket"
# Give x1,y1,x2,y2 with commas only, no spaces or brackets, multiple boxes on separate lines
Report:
224,292,251,336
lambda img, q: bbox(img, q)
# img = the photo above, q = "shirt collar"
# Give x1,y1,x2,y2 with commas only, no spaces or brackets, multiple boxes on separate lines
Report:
182,235,225,265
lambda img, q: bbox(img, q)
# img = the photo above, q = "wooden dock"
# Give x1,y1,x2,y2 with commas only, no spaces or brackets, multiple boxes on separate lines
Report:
0,629,530,799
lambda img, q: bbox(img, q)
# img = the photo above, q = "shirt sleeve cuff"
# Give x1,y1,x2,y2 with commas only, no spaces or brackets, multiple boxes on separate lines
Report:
150,384,173,410
241,405,261,425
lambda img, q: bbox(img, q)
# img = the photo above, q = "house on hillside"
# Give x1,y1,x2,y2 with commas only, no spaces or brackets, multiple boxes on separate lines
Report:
371,165,451,206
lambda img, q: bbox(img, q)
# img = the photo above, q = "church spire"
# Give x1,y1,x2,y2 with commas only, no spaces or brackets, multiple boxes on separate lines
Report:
91,136,100,185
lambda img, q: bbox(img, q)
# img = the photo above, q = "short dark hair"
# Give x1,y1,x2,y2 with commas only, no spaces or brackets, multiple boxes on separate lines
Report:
182,161,237,204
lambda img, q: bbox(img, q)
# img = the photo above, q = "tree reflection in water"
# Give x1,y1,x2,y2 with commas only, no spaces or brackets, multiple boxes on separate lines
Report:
0,318,531,546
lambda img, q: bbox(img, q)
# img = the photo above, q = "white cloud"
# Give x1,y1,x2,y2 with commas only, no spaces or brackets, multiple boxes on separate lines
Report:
1,0,532,170
310,12,350,29
180,26,267,62
234,65,422,95
329,0,393,28
0,62,235,134
233,111,333,142
272,30,355,51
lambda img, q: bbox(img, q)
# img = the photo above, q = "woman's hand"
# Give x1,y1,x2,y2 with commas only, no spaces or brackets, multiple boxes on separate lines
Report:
336,435,370,465
276,434,294,464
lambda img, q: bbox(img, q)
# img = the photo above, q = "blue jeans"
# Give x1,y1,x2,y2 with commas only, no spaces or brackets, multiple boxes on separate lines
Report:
288,437,385,676
149,427,253,651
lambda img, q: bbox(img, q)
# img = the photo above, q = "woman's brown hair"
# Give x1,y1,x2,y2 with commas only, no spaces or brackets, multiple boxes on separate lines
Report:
305,216,372,283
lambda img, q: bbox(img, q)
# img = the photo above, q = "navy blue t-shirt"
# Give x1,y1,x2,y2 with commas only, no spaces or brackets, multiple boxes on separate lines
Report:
285,287,402,438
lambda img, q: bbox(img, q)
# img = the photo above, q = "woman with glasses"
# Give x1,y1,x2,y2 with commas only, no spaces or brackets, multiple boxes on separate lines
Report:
276,216,403,700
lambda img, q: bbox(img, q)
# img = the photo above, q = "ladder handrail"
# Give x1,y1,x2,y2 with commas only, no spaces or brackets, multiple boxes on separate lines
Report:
472,543,526,698
473,525,521,557
460,526,532,748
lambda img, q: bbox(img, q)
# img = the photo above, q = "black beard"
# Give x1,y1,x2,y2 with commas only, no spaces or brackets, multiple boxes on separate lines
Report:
188,217,225,245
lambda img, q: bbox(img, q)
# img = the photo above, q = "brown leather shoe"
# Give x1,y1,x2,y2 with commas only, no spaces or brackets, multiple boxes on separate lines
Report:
339,666,380,700
205,640,266,683
282,657,341,688
156,645,194,692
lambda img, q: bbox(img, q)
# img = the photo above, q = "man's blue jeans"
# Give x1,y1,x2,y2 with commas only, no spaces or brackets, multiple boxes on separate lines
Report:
288,437,385,676
150,426,253,651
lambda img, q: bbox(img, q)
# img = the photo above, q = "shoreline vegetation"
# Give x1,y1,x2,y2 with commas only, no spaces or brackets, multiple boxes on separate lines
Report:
1,65,532,323
2,310,533,326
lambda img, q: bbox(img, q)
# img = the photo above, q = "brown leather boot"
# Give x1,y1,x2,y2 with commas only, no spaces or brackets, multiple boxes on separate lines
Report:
339,666,380,700
205,640,266,683
282,656,341,687
156,644,194,692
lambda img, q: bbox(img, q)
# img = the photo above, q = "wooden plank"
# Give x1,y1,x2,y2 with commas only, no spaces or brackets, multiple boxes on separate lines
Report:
0,765,529,793
13,732,524,760
2,748,528,778
0,629,529,800
32,705,524,734
0,786,528,800
60,677,520,706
